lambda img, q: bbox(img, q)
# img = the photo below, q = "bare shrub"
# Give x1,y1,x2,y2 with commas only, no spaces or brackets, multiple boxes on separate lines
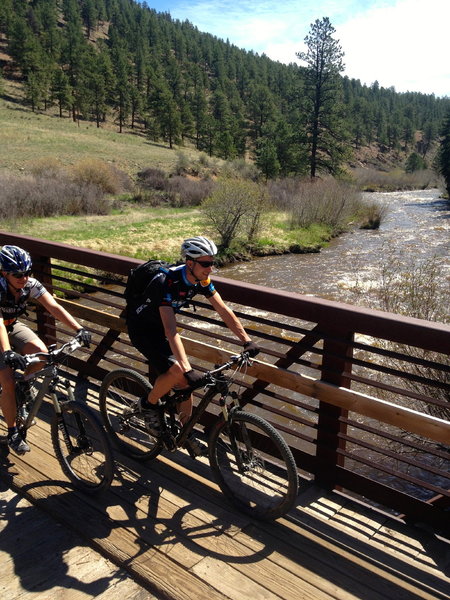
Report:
351,250,449,421
270,177,361,231
358,200,389,229
167,176,214,207
175,150,221,177
202,178,268,248
28,157,66,179
137,167,168,191
352,167,441,191
128,190,163,206
70,159,129,194
0,172,109,222
221,159,260,181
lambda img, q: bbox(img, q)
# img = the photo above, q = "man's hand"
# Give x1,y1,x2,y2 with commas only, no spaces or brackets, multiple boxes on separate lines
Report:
184,369,205,388
243,340,260,357
3,350,27,371
76,328,91,347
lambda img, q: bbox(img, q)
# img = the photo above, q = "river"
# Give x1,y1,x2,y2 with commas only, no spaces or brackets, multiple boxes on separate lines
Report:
219,189,449,307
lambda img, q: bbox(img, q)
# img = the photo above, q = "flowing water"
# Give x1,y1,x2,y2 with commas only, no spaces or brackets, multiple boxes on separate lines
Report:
219,189,449,306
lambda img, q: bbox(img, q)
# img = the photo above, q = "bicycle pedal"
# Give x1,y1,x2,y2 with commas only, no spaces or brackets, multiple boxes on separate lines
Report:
184,436,207,458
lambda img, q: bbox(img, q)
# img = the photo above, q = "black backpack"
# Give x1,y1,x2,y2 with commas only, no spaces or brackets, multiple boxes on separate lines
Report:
124,259,172,306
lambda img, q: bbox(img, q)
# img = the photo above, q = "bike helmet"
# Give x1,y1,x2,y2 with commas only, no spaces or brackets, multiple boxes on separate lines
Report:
0,245,32,273
181,236,218,259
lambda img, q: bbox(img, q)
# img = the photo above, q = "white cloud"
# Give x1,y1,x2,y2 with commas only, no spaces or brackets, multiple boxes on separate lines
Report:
336,0,450,95
169,0,450,97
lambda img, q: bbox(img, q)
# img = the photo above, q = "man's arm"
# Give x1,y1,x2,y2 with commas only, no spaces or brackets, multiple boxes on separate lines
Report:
208,292,251,344
159,306,192,373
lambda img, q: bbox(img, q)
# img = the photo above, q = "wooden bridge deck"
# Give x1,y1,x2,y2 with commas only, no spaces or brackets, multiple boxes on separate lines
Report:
1,376,449,600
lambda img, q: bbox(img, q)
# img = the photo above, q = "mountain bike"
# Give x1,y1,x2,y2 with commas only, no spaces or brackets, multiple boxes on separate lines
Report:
1,334,114,494
99,351,298,520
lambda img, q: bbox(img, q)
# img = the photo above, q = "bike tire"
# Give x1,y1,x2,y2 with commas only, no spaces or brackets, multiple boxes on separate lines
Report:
99,368,162,461
51,400,114,494
209,411,298,520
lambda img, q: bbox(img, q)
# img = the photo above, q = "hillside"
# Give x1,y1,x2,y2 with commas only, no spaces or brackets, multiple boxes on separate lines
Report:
0,80,188,176
1,0,449,177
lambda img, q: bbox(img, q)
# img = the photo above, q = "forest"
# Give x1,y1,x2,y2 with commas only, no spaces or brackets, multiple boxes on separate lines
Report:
1,0,450,178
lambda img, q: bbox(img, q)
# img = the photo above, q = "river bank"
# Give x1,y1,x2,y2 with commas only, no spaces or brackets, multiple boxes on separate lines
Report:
220,189,450,309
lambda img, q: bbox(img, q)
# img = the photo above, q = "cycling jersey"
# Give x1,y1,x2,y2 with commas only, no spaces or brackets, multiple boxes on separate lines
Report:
127,264,216,327
0,276,47,327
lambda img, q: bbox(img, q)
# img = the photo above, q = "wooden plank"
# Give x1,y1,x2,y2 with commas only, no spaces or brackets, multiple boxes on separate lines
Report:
191,558,285,600
6,466,230,600
7,424,355,600
4,435,233,600
0,491,158,600
4,424,450,600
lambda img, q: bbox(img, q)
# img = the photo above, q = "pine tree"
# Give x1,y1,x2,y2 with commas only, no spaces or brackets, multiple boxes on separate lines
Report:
438,110,450,198
255,137,280,180
296,17,350,177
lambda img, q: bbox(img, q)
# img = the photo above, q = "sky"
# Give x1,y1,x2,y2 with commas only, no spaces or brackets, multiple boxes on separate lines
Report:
146,0,449,98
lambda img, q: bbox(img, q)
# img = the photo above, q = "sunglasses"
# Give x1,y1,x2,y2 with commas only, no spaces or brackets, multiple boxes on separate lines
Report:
10,270,31,278
194,260,215,268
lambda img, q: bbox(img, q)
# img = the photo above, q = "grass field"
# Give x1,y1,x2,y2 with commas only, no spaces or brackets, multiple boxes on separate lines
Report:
0,91,341,261
0,91,198,178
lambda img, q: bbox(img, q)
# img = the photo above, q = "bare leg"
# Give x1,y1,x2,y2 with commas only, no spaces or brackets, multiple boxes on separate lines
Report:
147,362,193,424
0,368,17,427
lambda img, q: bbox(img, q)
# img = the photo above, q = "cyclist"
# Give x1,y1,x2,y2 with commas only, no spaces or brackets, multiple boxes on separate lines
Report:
126,235,259,456
0,245,91,455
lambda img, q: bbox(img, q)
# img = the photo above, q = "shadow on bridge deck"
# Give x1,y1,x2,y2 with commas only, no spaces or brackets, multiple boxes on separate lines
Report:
1,374,449,600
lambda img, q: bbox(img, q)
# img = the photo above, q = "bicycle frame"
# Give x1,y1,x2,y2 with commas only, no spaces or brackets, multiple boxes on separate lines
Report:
15,339,83,454
5,335,114,494
17,364,74,432
160,355,245,450
100,351,298,517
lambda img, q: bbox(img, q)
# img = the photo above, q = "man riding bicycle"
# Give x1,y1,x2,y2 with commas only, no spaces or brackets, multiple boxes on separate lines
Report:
0,245,91,455
126,236,259,456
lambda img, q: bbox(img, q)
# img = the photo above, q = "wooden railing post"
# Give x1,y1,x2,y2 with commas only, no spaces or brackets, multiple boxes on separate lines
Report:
32,254,56,346
315,327,354,490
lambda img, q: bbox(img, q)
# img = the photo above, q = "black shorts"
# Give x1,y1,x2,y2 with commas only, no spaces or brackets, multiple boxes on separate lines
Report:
127,321,176,375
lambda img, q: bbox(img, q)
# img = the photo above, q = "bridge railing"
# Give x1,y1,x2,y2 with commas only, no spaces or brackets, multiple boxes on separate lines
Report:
1,231,449,527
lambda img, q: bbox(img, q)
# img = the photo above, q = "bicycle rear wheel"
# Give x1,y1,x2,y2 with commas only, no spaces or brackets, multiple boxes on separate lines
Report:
209,411,298,520
51,401,114,494
99,368,162,460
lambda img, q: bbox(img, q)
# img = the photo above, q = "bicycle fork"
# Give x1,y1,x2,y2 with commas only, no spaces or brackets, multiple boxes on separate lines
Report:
52,381,90,455
219,391,254,474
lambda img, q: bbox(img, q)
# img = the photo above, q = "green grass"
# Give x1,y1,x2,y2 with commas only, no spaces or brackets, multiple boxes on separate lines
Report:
0,93,198,178
0,91,343,262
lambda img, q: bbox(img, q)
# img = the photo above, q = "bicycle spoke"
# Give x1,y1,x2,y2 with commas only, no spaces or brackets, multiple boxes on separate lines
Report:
99,369,161,460
210,412,298,520
51,401,113,493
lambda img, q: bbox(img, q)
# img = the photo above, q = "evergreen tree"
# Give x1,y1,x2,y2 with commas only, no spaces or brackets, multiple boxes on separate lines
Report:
247,82,276,140
51,68,73,117
437,110,450,198
1,0,449,168
405,152,426,173
296,17,349,177
151,79,182,148
112,46,131,132
0,0,14,31
255,137,280,180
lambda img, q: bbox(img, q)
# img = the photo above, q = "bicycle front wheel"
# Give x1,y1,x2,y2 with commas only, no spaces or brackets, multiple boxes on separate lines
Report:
99,369,162,460
51,401,114,494
209,411,298,520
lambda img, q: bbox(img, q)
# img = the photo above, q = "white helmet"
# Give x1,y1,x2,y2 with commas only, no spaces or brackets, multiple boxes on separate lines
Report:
181,236,217,259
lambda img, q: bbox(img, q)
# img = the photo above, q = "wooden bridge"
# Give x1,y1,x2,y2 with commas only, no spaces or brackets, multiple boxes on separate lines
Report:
0,231,449,598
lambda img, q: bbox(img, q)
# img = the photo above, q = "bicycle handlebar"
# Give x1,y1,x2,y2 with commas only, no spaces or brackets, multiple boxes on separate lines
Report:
17,334,85,371
188,350,254,391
